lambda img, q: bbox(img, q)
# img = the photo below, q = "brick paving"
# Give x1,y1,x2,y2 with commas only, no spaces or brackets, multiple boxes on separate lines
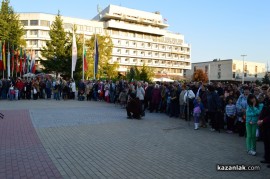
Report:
0,109,62,179
1,100,270,178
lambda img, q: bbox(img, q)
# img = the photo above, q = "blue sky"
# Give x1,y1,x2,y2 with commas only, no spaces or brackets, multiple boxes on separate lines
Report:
10,0,270,63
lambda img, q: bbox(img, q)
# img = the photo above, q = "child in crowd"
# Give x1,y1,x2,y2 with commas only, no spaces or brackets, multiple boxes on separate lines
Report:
9,84,15,101
193,97,204,130
166,92,171,115
15,88,19,100
119,89,127,108
225,98,236,133
104,86,110,103
246,94,263,156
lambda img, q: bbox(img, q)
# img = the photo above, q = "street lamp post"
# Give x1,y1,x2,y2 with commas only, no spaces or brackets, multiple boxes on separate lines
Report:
241,55,247,84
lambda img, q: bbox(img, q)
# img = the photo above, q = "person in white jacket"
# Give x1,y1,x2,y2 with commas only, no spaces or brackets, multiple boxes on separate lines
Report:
184,85,195,121
136,82,145,117
70,79,76,99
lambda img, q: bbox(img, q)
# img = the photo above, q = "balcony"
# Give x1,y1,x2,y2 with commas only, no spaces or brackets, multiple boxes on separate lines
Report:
105,20,166,36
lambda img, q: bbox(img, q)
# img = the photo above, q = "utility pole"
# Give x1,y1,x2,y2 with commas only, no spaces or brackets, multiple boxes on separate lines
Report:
241,55,247,84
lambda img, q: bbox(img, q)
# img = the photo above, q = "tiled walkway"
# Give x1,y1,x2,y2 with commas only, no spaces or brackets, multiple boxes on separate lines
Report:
0,110,62,179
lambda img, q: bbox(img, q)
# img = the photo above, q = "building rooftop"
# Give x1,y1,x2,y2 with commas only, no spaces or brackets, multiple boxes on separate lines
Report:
92,4,168,28
193,59,266,65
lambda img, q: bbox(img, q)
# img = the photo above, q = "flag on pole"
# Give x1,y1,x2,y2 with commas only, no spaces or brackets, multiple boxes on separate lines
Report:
71,31,77,72
19,48,23,73
83,48,88,71
3,41,6,71
94,36,99,77
0,41,2,70
11,45,14,74
16,49,19,73
27,51,30,73
7,43,10,78
23,50,26,74
31,50,36,73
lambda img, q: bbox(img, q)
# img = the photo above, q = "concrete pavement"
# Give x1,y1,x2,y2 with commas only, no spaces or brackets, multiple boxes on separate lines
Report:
0,99,269,178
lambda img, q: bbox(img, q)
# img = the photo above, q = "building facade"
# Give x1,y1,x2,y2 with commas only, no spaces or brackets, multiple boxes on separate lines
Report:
186,59,266,82
18,4,191,78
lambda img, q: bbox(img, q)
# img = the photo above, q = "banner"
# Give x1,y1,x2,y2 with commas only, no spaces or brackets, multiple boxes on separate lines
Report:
71,31,77,72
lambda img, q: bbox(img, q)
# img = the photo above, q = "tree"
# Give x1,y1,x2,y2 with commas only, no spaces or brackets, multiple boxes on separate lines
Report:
0,0,25,47
139,64,154,82
40,11,83,79
192,69,208,83
262,73,270,85
40,11,68,77
127,66,136,82
85,34,115,79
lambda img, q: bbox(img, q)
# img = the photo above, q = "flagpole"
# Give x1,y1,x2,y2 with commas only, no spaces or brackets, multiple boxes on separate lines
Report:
71,27,78,80
71,30,74,79
7,42,10,79
82,31,85,80
94,34,96,80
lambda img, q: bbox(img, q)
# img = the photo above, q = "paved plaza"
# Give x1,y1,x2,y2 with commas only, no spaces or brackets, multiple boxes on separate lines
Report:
0,100,269,178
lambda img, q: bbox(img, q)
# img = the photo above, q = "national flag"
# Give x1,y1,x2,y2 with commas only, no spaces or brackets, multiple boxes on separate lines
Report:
94,36,99,77
31,50,36,73
19,47,23,73
3,41,6,71
7,43,10,78
71,31,77,72
23,50,26,74
0,41,2,70
16,49,19,73
83,48,88,71
27,51,30,73
11,45,14,73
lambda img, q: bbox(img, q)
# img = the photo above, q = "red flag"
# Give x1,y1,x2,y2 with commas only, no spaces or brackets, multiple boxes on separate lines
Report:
3,42,6,71
32,63,36,74
83,49,88,71
0,41,2,70
11,47,14,72
16,50,19,73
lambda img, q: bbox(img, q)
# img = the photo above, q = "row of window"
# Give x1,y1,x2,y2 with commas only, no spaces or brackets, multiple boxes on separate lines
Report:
21,20,50,27
115,58,189,66
119,65,183,74
115,49,188,59
24,30,50,37
114,40,189,52
233,63,258,73
21,20,103,33
112,13,163,24
111,29,184,45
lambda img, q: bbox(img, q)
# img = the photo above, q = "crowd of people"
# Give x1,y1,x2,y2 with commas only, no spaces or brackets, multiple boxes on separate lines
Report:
0,76,269,168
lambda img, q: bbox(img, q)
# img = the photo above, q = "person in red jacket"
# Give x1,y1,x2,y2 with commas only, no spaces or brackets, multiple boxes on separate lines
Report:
15,78,24,100
258,87,270,168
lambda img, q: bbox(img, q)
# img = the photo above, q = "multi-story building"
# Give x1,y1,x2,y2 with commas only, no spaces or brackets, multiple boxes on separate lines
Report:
186,59,266,82
18,4,191,78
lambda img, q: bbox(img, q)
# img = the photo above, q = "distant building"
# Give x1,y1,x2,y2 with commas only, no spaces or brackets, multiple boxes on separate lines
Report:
186,59,266,82
18,4,191,78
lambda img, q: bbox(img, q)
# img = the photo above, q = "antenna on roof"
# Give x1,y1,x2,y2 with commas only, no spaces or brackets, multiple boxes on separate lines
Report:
97,4,102,20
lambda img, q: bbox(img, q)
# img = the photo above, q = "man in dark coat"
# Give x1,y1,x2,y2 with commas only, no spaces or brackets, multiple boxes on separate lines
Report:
207,85,222,132
126,93,141,119
258,91,270,168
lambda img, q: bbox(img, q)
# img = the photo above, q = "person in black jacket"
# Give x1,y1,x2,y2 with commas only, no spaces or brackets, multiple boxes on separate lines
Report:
144,83,153,111
258,88,270,168
126,93,141,119
207,85,222,132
